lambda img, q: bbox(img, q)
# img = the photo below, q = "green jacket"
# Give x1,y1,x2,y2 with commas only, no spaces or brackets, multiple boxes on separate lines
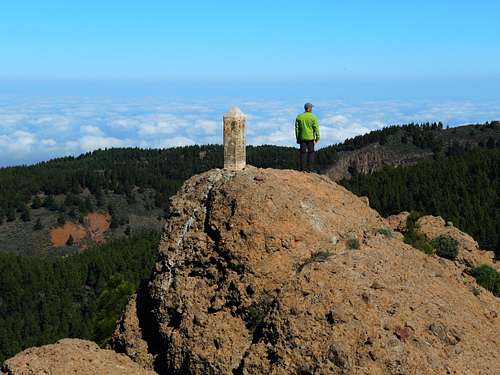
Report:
295,112,320,142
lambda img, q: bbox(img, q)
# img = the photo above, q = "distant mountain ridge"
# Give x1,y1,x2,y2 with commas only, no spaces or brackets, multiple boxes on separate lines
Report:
323,121,500,180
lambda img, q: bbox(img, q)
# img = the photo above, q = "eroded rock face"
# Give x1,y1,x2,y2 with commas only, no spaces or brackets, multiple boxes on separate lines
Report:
110,294,156,370
1,339,156,375
131,166,500,374
326,144,432,181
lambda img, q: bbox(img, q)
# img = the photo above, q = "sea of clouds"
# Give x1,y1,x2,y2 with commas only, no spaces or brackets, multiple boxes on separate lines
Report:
1,97,499,167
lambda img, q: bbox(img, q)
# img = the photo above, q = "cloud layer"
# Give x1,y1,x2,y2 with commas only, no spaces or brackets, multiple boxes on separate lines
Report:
1,97,499,167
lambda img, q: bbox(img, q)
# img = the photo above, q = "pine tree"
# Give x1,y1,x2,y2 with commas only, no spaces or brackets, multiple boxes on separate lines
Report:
31,196,43,209
57,214,66,225
84,197,93,212
33,218,43,230
20,207,31,222
43,195,58,211
110,215,119,229
6,208,16,222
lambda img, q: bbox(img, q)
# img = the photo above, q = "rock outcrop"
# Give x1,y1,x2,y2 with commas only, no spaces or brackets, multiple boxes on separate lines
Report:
1,339,156,375
116,166,498,374
110,294,156,370
326,144,432,181
4,166,499,374
387,212,498,271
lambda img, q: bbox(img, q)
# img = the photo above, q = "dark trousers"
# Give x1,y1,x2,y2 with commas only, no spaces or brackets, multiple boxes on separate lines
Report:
299,140,315,171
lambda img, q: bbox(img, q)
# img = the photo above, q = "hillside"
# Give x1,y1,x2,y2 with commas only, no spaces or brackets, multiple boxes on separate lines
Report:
0,145,296,256
342,148,500,256
323,121,500,180
3,167,498,374
0,122,498,257
0,232,160,363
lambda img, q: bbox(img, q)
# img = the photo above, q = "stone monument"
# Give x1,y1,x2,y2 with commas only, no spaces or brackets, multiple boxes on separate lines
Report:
223,107,246,170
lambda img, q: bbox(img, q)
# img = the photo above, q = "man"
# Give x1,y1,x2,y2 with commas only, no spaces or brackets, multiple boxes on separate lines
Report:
295,102,320,171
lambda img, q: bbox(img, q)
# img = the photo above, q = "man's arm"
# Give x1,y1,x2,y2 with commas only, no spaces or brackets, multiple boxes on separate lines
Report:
295,118,300,143
313,116,320,142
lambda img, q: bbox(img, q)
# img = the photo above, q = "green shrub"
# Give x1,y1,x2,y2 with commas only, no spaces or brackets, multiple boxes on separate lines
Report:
377,227,393,237
93,274,135,345
403,211,434,254
406,211,424,230
469,265,500,297
431,235,459,260
347,238,360,250
297,250,333,272
244,294,275,331
33,218,43,230
404,229,434,254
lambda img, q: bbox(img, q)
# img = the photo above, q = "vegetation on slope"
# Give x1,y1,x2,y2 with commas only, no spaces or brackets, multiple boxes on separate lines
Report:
0,231,160,363
342,148,500,256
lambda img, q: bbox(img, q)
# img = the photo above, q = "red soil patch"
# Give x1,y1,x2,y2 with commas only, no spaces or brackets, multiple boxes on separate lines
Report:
50,224,87,247
86,212,110,243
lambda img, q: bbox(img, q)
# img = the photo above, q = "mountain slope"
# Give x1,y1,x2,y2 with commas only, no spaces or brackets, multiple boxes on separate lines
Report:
342,148,500,256
115,167,499,374
323,121,500,180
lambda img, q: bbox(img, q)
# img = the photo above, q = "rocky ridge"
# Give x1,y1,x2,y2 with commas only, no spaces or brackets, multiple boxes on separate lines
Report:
1,339,156,375
3,166,499,374
120,166,498,374
325,144,433,181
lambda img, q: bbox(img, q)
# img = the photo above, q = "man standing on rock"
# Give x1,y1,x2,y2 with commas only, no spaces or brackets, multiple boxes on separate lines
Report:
295,102,320,171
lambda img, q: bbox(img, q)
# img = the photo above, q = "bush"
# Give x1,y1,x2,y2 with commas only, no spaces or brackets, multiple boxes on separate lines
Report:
404,231,434,254
378,227,393,237
93,274,135,345
469,265,500,297
431,235,459,260
403,211,434,254
347,238,360,250
297,250,333,272
33,219,43,230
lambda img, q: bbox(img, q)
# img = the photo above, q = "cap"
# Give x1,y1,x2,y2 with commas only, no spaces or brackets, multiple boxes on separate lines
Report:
304,102,314,110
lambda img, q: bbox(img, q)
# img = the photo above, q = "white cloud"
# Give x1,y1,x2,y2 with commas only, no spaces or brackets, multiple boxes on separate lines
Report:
0,130,37,155
191,119,219,135
1,96,500,166
41,138,57,146
34,115,72,130
134,115,189,136
80,125,104,136
158,136,195,148
109,117,141,129
322,115,349,126
0,113,28,127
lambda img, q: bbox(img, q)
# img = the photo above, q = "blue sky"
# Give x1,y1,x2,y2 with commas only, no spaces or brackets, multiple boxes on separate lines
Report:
2,1,499,80
1,1,499,166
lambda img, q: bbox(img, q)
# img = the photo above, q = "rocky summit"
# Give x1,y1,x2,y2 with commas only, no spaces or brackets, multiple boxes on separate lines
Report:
4,166,499,374
115,166,498,374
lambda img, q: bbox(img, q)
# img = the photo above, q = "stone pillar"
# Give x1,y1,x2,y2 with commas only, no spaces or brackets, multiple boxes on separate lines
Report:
223,107,246,170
